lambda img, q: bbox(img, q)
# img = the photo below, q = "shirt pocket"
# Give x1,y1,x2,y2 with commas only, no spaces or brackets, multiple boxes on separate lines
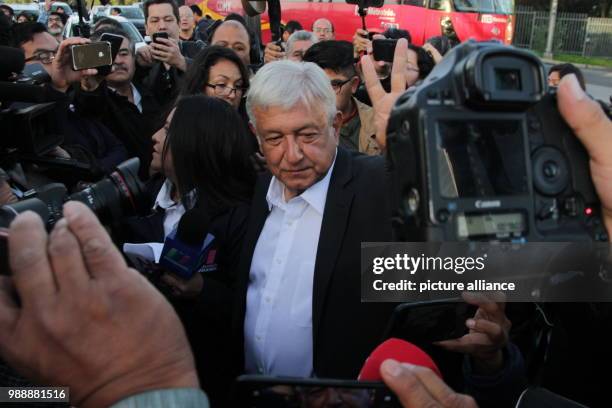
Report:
290,261,314,328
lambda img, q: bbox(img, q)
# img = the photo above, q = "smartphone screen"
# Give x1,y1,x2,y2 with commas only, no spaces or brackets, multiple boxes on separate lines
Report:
152,32,169,43
71,42,113,71
235,376,401,408
372,39,397,63
383,299,478,345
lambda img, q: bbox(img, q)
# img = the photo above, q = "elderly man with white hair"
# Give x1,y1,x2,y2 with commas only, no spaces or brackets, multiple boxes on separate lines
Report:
285,29,318,61
232,59,396,379
263,29,318,63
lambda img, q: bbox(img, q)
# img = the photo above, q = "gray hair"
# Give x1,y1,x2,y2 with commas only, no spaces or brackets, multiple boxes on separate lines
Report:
286,30,318,55
246,60,336,128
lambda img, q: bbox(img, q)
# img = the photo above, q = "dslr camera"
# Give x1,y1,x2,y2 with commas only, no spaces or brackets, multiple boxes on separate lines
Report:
387,40,607,242
0,158,148,230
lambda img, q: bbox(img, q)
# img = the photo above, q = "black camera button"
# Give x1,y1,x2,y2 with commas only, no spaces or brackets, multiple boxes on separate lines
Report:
563,196,579,217
532,147,569,196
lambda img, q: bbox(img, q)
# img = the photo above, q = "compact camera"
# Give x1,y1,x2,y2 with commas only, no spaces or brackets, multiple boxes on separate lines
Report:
387,40,607,242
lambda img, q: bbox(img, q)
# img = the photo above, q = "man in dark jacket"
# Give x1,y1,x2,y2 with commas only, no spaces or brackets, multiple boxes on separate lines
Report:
10,22,128,177
134,0,204,107
75,27,165,178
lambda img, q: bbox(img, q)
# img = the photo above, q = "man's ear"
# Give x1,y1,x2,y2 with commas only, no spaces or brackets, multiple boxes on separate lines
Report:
350,76,360,94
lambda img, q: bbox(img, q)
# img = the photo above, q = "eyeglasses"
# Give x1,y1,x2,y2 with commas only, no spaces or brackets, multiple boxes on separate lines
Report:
48,16,63,23
25,49,57,64
330,78,352,94
206,83,247,97
313,27,332,34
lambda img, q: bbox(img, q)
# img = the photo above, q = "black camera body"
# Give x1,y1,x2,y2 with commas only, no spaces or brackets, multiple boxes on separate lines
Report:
0,158,148,230
387,40,607,242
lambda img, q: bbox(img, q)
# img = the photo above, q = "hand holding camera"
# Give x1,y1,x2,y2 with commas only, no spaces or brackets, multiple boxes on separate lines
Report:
0,202,199,407
353,28,371,58
264,41,285,64
557,74,612,235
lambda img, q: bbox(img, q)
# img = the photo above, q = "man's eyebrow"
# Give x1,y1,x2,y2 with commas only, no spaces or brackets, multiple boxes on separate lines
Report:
295,124,319,133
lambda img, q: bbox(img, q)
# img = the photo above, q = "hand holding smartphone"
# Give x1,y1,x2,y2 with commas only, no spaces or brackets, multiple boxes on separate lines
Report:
152,32,169,43
71,42,112,71
372,38,398,63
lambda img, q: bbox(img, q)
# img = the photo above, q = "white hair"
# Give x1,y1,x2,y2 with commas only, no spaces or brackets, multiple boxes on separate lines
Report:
286,30,318,55
246,60,336,128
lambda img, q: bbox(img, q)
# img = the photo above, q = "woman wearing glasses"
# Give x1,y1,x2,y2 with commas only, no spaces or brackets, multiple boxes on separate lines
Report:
181,45,249,111
181,45,263,167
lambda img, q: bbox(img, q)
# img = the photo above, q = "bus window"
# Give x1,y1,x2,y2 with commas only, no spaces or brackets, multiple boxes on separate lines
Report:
402,0,426,6
452,0,514,14
428,0,451,11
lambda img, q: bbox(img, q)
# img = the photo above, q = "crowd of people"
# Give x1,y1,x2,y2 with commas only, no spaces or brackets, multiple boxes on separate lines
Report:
1,0,612,407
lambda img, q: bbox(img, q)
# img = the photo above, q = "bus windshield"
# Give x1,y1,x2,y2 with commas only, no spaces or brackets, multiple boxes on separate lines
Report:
453,0,514,14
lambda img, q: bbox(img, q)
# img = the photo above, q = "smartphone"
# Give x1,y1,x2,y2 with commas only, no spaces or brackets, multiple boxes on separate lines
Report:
71,42,113,71
234,375,401,407
372,38,397,63
152,32,169,43
382,299,477,345
97,33,125,76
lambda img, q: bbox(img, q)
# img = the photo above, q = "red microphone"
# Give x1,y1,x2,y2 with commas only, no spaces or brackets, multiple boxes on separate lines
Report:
358,338,442,380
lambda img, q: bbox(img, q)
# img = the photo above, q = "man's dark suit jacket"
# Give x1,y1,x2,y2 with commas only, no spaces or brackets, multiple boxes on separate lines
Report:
233,147,397,378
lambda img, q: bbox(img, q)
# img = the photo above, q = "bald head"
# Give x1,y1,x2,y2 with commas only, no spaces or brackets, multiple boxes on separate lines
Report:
312,18,334,41
211,20,250,66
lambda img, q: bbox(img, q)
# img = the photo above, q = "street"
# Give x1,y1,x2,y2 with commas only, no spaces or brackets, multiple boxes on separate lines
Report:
582,65,612,103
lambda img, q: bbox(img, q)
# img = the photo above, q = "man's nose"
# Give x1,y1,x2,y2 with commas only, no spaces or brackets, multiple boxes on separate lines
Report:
284,137,304,164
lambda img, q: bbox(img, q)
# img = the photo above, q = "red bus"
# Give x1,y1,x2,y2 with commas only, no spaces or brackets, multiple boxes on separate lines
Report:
188,0,515,46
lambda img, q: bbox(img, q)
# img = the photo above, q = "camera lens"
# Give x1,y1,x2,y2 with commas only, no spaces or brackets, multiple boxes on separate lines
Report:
495,68,522,91
67,158,147,224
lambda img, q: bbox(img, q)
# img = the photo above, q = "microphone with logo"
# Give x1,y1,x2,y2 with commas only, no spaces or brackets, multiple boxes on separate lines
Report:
358,338,442,381
159,206,217,280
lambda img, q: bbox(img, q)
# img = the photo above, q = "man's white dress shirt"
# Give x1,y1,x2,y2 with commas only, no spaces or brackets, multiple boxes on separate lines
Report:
244,155,336,377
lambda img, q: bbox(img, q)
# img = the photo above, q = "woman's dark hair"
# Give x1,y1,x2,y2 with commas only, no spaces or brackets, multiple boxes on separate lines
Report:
180,45,250,97
163,95,255,213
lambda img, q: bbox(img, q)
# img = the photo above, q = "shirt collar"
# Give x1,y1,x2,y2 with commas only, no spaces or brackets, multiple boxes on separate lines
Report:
265,148,337,215
131,83,142,113
108,82,142,113
153,179,178,211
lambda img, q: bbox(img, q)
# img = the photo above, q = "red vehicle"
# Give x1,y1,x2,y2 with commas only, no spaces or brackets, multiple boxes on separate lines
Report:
189,0,515,46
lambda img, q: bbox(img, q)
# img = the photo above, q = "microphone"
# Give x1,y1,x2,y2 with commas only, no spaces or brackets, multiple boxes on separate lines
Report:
159,206,217,279
358,338,442,381
0,46,25,81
